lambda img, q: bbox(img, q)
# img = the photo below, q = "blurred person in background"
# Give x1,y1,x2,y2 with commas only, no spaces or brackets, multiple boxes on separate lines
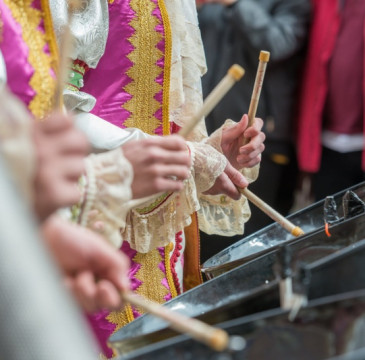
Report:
296,0,365,202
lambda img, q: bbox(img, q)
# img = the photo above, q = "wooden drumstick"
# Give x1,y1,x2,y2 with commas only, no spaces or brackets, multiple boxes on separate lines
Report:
247,50,270,128
240,188,304,237
238,51,304,236
53,0,81,110
121,291,229,352
178,64,245,138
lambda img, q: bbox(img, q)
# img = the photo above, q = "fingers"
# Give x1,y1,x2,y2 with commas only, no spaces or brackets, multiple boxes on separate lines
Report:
65,273,124,313
123,136,192,199
224,162,248,188
203,163,247,200
33,113,90,220
39,111,73,134
92,243,131,293
146,134,188,152
219,173,241,200
242,116,264,141
67,271,98,313
237,117,265,168
95,280,123,310
146,147,191,167
221,115,248,143
147,163,190,180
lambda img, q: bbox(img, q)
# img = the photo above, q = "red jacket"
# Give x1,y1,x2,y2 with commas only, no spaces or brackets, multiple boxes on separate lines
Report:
296,0,365,172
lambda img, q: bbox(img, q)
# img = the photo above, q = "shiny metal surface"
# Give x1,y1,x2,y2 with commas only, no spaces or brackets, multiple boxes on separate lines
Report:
109,212,365,356
115,289,365,360
202,182,365,279
114,239,365,359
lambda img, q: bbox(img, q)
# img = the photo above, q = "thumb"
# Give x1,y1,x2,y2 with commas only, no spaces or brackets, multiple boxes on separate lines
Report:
222,115,248,143
224,162,248,189
41,111,73,133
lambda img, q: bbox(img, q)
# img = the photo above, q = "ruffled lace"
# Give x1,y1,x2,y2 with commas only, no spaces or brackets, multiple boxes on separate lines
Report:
121,140,229,253
79,148,133,247
123,177,200,253
164,0,208,142
188,141,227,193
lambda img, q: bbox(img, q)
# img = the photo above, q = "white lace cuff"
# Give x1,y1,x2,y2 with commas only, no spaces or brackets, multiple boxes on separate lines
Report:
79,148,133,248
122,176,200,253
188,141,227,193
198,192,251,236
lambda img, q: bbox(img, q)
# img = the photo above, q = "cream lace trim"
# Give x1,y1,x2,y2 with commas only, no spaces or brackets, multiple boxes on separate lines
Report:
122,140,227,253
80,148,133,248
188,141,227,193
164,0,208,142
123,177,199,253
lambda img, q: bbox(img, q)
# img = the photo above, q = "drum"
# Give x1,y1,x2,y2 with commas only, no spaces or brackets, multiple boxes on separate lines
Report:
202,181,365,279
115,289,365,360
111,238,365,359
109,214,365,356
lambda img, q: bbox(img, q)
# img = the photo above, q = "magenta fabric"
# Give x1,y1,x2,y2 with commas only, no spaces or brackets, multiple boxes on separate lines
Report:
324,0,365,135
87,240,173,358
0,0,55,115
0,1,35,111
296,0,365,172
82,0,167,135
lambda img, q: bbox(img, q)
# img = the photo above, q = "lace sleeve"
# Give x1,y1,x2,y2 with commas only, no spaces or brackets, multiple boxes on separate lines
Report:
120,141,228,253
78,147,133,248
197,119,260,235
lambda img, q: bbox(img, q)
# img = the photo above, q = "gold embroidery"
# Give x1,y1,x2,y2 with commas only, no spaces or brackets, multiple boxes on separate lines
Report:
165,242,177,298
106,303,135,333
4,0,58,119
106,0,179,334
135,192,170,215
123,0,163,135
157,0,172,136
107,248,170,332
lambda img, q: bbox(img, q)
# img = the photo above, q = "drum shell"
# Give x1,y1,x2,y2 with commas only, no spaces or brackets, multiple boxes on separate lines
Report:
114,239,365,359
202,182,365,279
109,213,365,356
116,289,365,360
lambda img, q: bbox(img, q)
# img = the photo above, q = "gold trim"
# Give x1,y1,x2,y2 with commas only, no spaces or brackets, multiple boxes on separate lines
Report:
157,0,172,136
123,0,163,135
41,0,59,76
106,303,135,333
165,242,178,298
4,0,57,119
107,248,173,332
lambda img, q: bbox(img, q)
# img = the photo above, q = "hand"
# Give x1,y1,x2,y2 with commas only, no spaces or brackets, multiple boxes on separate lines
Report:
221,114,265,170
122,135,191,199
33,112,90,221
203,162,248,200
41,215,130,313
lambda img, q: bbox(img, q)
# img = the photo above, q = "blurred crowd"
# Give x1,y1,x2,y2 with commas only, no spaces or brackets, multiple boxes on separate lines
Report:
198,0,365,262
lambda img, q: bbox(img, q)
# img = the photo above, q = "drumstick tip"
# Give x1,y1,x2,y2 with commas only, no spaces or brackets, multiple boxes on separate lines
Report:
228,64,245,81
259,50,270,62
209,328,230,352
291,226,305,237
